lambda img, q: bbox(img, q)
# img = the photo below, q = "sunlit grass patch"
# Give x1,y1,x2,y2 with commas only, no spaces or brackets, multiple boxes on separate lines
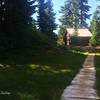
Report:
29,64,72,73
0,64,11,69
95,53,100,56
0,64,4,68
70,50,89,55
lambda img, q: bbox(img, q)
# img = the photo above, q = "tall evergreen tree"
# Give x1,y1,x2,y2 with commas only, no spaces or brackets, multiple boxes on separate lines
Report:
57,25,66,45
59,0,77,28
45,0,57,36
37,0,46,32
59,0,91,28
37,0,57,38
0,0,6,32
0,0,37,34
78,0,91,27
89,7,100,45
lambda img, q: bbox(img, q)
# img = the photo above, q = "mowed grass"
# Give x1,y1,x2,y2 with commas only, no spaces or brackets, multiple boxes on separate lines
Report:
95,55,100,97
0,48,86,100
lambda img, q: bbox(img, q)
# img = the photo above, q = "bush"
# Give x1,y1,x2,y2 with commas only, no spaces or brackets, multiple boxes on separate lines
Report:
89,37,97,46
0,24,57,51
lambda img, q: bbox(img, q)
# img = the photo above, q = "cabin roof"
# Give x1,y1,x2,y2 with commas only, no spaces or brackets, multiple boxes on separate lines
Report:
66,28,92,37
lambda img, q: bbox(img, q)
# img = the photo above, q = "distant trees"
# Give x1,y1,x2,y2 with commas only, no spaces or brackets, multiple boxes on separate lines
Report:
89,7,100,46
79,0,91,27
37,0,57,38
57,25,66,45
59,0,79,28
37,0,46,33
59,0,91,28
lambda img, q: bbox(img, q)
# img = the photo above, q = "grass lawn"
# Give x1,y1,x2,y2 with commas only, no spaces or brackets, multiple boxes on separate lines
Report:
0,48,86,100
95,55,100,97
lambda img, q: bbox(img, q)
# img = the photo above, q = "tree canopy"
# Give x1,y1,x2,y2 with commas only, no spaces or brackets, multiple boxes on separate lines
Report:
59,0,91,28
0,0,57,49
0,0,37,33
89,6,100,46
37,0,57,39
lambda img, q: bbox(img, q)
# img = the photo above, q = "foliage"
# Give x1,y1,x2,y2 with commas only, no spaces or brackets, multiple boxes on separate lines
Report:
0,25,57,51
0,0,40,49
89,7,100,46
57,25,66,45
0,0,37,33
0,0,57,50
78,0,91,27
37,0,57,39
59,0,78,28
59,0,91,28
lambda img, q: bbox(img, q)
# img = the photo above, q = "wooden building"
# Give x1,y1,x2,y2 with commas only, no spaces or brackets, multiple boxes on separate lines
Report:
66,28,92,46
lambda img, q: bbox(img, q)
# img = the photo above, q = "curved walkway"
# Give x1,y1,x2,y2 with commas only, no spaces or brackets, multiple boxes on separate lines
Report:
61,53,99,100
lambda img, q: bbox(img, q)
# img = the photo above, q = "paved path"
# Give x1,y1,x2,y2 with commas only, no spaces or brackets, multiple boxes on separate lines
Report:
61,53,99,100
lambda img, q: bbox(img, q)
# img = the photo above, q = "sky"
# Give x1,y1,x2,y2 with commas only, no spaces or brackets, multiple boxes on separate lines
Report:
52,0,100,33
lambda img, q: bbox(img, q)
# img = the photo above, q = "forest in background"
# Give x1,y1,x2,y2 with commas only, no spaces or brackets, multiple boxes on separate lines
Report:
58,0,100,46
0,0,100,52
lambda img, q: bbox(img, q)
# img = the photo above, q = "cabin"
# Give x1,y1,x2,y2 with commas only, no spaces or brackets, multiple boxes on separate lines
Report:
66,28,92,46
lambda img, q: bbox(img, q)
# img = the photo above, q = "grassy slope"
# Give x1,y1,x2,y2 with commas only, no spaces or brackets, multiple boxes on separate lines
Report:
0,26,57,52
95,55,100,97
0,48,86,100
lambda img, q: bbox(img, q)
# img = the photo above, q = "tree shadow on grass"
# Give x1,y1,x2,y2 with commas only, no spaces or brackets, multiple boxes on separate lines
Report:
0,50,86,100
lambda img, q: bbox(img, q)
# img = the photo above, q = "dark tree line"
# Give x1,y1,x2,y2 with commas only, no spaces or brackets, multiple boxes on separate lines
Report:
0,0,57,35
0,0,57,48
37,0,57,38
0,0,37,34
89,6,100,46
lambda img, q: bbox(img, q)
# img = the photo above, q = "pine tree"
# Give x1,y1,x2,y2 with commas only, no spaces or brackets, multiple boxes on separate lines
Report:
37,0,57,38
1,0,37,34
45,0,57,36
0,0,6,32
59,0,91,28
89,7,100,46
37,0,47,32
59,0,80,28
78,0,91,27
57,25,66,45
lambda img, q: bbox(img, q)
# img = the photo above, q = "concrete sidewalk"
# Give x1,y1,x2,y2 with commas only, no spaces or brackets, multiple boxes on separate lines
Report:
61,54,99,100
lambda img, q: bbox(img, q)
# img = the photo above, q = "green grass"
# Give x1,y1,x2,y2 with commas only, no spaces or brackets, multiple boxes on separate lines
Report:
95,55,100,97
0,48,86,100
